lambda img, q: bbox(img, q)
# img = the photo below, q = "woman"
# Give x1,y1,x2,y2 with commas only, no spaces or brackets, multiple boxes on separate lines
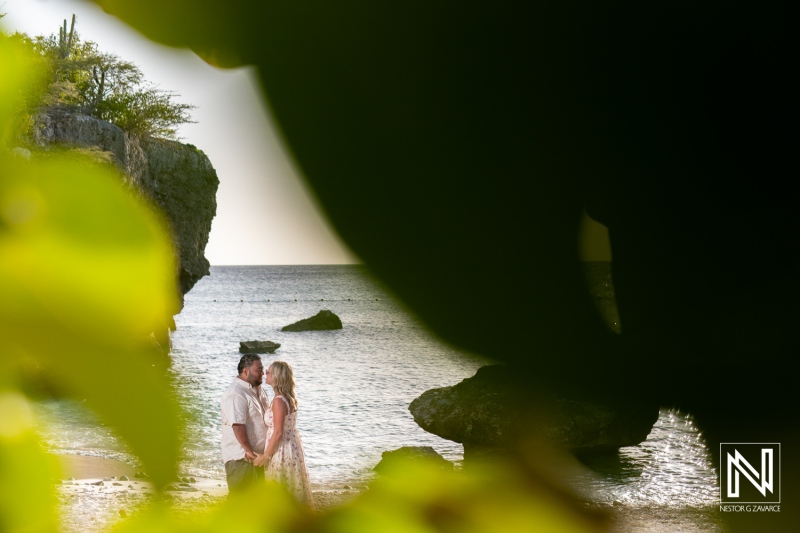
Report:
254,361,314,508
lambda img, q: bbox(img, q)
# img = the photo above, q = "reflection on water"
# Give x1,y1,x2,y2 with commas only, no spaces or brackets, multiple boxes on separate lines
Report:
576,409,719,507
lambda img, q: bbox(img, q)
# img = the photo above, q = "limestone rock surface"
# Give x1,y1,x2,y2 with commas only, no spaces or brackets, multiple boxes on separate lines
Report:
32,110,219,306
410,365,659,458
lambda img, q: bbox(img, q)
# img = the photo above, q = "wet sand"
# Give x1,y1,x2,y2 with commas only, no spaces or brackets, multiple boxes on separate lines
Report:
55,455,358,533
56,455,724,532
58,455,138,479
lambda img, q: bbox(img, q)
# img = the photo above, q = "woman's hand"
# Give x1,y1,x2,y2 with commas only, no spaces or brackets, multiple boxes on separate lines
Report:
253,453,270,467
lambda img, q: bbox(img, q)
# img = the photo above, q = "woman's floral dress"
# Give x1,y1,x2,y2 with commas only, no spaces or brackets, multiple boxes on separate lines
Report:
265,395,313,507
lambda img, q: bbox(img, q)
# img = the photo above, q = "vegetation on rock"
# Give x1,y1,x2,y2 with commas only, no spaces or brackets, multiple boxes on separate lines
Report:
12,15,194,141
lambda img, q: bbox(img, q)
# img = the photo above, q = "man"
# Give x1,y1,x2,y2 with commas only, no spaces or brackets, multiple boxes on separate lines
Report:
221,353,270,494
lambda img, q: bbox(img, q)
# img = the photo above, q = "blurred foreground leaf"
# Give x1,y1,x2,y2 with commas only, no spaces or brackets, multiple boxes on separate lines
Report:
0,32,44,145
89,0,247,67
0,391,60,533
111,456,604,533
327,457,604,533
112,483,302,533
0,34,183,488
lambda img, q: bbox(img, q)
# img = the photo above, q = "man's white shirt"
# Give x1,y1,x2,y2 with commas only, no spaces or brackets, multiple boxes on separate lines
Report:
220,378,270,463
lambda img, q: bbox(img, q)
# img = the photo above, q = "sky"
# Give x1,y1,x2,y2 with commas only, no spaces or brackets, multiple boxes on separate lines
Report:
2,0,359,265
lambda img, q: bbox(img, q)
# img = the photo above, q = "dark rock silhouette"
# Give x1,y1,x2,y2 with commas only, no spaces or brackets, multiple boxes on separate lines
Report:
89,2,798,529
281,310,342,332
239,340,281,354
373,446,453,474
411,366,658,458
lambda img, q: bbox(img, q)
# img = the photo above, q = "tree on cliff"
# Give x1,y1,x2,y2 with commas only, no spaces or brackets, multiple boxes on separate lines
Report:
23,16,194,139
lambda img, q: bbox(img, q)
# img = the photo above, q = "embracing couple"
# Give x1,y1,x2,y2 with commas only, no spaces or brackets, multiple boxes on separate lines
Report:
220,353,313,508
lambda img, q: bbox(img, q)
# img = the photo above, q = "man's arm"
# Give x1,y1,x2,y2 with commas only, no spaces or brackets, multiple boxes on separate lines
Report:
231,424,257,462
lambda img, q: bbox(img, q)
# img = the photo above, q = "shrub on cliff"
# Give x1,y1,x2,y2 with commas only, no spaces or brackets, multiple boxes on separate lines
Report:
20,16,194,140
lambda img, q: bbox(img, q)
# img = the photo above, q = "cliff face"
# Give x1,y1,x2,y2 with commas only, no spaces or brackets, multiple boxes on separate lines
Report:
32,110,219,306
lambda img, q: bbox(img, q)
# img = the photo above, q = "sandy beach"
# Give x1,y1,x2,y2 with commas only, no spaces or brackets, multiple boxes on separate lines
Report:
56,455,723,532
59,455,139,479
55,454,361,533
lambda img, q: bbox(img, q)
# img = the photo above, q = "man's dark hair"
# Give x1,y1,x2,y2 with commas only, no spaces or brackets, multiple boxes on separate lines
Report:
237,353,261,374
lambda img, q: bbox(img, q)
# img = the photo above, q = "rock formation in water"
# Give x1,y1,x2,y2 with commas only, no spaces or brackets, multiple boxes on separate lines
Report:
282,310,343,331
373,446,453,474
31,109,218,308
239,340,281,354
410,365,659,459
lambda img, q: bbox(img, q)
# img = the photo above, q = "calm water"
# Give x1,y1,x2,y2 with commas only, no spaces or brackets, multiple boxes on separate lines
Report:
35,264,718,504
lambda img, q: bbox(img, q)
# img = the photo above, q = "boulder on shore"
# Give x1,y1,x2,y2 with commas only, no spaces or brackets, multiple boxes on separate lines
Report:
239,340,281,354
281,310,343,332
409,365,659,459
373,446,453,474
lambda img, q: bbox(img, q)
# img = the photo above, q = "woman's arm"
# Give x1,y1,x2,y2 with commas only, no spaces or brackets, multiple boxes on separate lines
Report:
254,399,287,467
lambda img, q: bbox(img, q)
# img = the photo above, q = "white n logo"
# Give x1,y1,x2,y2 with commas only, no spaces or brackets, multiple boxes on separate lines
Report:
727,448,774,497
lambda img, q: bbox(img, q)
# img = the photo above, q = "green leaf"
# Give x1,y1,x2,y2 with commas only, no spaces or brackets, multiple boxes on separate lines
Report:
327,457,602,533
110,483,300,533
0,391,60,533
0,35,46,145
1,35,184,488
0,154,182,487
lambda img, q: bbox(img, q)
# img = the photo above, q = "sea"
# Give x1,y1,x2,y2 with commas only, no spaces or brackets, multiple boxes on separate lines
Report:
34,264,719,507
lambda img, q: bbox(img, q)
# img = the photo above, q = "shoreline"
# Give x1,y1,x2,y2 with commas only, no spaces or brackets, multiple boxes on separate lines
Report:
596,503,724,533
58,455,139,480
55,455,723,532
55,454,362,533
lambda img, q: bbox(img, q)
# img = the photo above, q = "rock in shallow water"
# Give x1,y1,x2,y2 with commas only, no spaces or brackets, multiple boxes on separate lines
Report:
167,485,199,492
281,310,343,332
373,446,453,474
239,340,281,354
409,365,659,458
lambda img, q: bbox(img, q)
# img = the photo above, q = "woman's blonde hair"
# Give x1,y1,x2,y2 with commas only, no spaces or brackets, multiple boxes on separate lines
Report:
269,361,298,411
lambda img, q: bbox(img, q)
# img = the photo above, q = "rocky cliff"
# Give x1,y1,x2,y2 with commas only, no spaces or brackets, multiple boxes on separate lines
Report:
31,109,218,307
